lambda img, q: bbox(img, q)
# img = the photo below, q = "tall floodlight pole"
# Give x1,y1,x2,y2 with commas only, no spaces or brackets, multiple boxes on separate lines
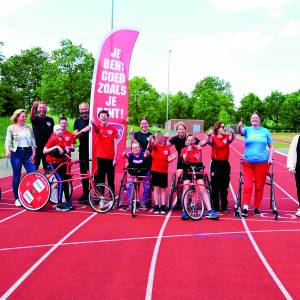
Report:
111,0,115,30
166,49,172,127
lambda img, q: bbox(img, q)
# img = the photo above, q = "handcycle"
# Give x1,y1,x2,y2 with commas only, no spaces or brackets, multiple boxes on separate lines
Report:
118,167,151,217
17,157,115,213
181,162,212,220
234,159,278,220
169,164,211,212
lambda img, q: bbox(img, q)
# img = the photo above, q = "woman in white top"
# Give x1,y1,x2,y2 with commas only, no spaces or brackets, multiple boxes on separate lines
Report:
5,109,37,206
287,134,300,217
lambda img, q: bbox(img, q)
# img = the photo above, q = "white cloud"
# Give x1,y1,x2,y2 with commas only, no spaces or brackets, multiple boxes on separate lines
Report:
279,20,300,36
207,0,294,18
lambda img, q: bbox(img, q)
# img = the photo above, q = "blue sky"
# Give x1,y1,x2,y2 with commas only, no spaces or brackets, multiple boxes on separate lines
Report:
1,0,300,105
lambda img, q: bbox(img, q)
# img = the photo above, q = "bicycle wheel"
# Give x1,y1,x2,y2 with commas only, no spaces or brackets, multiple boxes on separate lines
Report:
130,187,137,217
269,175,278,220
89,183,115,213
47,172,73,204
18,172,51,211
168,173,176,209
234,174,243,219
117,172,127,208
203,173,212,204
183,188,204,220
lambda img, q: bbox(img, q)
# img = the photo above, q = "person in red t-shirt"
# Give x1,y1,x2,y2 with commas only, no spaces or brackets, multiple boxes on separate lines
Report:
91,110,118,194
150,133,176,214
59,117,75,157
181,134,218,220
43,124,71,211
206,121,235,212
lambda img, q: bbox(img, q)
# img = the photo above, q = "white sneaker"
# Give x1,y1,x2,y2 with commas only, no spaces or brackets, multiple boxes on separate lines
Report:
15,199,22,207
295,208,300,217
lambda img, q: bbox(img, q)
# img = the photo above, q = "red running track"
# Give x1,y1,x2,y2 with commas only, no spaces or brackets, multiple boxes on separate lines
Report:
0,138,299,299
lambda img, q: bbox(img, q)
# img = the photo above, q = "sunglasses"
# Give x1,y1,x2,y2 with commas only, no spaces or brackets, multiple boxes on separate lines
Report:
220,125,225,129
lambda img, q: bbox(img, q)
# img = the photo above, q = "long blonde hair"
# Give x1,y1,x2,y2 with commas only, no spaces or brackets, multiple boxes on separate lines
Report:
11,109,25,124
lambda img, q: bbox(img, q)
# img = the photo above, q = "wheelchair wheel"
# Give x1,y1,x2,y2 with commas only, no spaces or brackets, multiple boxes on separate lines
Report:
183,188,204,220
234,174,243,219
18,172,51,211
168,173,176,209
46,172,73,204
89,183,115,213
130,186,138,217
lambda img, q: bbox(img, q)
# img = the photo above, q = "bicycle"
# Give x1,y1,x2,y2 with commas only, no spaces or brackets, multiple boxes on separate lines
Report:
17,157,115,213
234,159,278,220
118,167,150,217
181,163,212,220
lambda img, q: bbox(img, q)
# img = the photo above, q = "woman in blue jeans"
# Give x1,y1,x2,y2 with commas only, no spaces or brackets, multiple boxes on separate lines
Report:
5,109,37,206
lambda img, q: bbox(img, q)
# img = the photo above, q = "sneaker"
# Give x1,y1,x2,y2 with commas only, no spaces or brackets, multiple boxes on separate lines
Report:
206,209,219,220
15,199,22,207
56,202,70,212
160,205,167,215
153,205,160,214
65,201,74,210
254,208,261,216
181,210,189,220
242,208,249,217
295,208,300,217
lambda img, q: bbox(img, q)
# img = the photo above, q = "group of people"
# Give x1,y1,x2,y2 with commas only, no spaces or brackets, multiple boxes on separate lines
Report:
4,101,300,219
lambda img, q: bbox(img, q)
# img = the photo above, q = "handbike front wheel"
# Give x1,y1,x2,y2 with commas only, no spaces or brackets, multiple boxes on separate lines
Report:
89,183,115,213
168,173,176,209
18,172,51,211
183,189,204,220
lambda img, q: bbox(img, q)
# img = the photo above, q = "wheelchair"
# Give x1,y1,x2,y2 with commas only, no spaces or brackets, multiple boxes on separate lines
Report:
234,159,278,220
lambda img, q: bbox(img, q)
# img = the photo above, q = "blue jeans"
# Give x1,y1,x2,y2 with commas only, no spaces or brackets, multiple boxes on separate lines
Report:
10,147,36,200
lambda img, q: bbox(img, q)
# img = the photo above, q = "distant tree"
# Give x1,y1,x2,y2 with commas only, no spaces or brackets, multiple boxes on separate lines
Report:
237,93,264,124
128,76,160,125
0,83,23,115
0,47,49,107
263,91,285,125
0,41,4,64
169,91,191,119
39,39,94,117
280,91,300,129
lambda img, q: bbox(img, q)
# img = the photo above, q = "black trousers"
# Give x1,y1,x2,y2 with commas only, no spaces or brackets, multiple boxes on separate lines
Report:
210,159,231,211
79,153,89,196
96,157,115,194
35,146,48,171
295,165,300,205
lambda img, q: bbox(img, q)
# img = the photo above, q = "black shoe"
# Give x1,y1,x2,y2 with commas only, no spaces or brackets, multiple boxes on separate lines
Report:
254,208,261,216
242,208,249,217
160,205,167,215
153,205,160,214
66,201,74,210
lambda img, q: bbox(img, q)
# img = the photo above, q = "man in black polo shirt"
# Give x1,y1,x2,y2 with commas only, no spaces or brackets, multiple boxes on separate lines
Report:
30,99,54,171
74,102,91,202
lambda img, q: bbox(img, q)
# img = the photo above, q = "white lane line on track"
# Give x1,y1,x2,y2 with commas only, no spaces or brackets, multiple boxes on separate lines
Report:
0,210,26,223
229,183,293,300
1,212,96,300
2,228,300,253
145,205,173,300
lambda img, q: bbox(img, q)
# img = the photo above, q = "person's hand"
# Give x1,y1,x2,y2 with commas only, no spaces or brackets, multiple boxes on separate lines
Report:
82,125,91,132
268,158,273,165
30,154,35,164
90,119,96,126
237,118,243,127
113,159,117,166
32,100,39,108
57,146,64,155
122,151,127,158
130,128,134,134
289,168,296,174
5,149,11,158
229,127,234,134
187,146,193,152
208,128,213,136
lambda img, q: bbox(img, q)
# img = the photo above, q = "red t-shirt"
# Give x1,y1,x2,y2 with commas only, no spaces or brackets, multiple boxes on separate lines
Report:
181,146,202,163
62,130,75,147
94,124,118,159
151,144,170,173
210,134,230,160
45,134,66,164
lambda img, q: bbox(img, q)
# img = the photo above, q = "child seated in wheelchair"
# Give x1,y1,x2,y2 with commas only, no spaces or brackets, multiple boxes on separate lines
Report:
181,134,218,220
150,133,176,214
122,140,151,210
43,124,72,211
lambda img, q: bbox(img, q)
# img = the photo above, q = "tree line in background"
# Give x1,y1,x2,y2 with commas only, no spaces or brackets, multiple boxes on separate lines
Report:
0,40,299,130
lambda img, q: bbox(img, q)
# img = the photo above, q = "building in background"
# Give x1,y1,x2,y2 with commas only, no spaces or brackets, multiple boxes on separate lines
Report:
166,119,204,133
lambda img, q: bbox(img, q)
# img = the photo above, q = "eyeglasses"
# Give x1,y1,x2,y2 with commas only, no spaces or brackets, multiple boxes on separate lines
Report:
220,125,225,129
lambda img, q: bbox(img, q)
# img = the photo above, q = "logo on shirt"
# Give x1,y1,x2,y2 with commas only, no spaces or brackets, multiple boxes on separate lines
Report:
163,150,169,155
46,122,52,127
107,130,113,135
109,122,124,145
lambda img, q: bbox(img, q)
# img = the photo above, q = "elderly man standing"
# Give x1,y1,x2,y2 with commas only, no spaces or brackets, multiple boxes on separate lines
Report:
74,102,91,203
30,99,54,171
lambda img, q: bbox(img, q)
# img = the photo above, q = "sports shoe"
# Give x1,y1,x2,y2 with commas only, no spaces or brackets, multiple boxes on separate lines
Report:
295,208,300,217
181,210,189,220
15,199,22,207
242,208,249,217
206,209,219,220
65,201,74,210
56,202,70,211
254,208,261,216
153,205,160,214
160,205,167,215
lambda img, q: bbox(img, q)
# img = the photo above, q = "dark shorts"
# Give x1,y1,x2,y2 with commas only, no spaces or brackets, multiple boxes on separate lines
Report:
182,162,204,181
151,171,168,188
